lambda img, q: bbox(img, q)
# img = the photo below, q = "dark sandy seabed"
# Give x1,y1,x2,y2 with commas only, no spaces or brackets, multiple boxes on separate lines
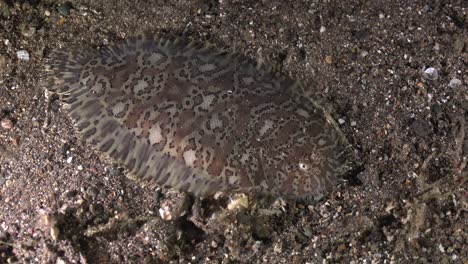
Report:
0,0,466,263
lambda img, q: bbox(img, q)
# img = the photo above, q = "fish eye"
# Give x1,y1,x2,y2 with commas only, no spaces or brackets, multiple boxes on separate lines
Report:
298,162,309,171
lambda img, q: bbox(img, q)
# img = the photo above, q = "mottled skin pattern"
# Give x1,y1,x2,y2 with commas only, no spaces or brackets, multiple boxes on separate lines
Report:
46,35,348,201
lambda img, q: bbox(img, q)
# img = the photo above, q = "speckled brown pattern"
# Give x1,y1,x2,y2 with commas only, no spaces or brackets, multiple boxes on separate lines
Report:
46,34,349,201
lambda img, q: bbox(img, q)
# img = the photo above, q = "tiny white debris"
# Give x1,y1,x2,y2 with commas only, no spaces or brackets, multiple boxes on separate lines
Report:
66,156,73,164
350,121,357,127
448,78,461,88
44,10,51,16
77,165,83,170
50,226,59,240
379,13,385,19
423,67,438,80
252,241,262,251
427,93,433,102
360,50,368,57
17,50,30,61
227,194,249,210
320,26,326,33
438,244,445,253
338,118,345,124
159,206,172,221
274,242,282,253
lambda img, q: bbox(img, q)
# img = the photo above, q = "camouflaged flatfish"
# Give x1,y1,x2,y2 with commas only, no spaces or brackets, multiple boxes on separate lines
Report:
46,35,349,201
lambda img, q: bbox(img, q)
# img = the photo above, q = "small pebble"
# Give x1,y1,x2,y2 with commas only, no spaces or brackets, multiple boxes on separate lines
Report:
360,50,369,57
159,206,172,221
453,34,465,54
227,195,249,210
325,55,333,64
32,120,40,127
410,119,432,138
0,231,10,241
66,156,73,164
109,166,121,176
57,17,66,25
77,165,83,170
253,223,271,240
1,3,11,18
302,226,312,237
0,55,6,72
5,179,13,188
211,241,218,248
57,1,73,17
0,118,13,129
64,190,79,198
16,50,30,61
252,241,262,251
39,213,56,227
319,26,326,33
60,143,69,156
86,186,99,199
50,226,59,240
448,78,461,88
438,244,445,253
338,118,345,125
423,67,438,81
273,242,282,253
44,10,51,16
350,121,357,127
20,24,36,37
45,164,53,172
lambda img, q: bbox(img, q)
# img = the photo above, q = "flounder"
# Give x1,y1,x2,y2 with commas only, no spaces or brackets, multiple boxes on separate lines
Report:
46,34,349,202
